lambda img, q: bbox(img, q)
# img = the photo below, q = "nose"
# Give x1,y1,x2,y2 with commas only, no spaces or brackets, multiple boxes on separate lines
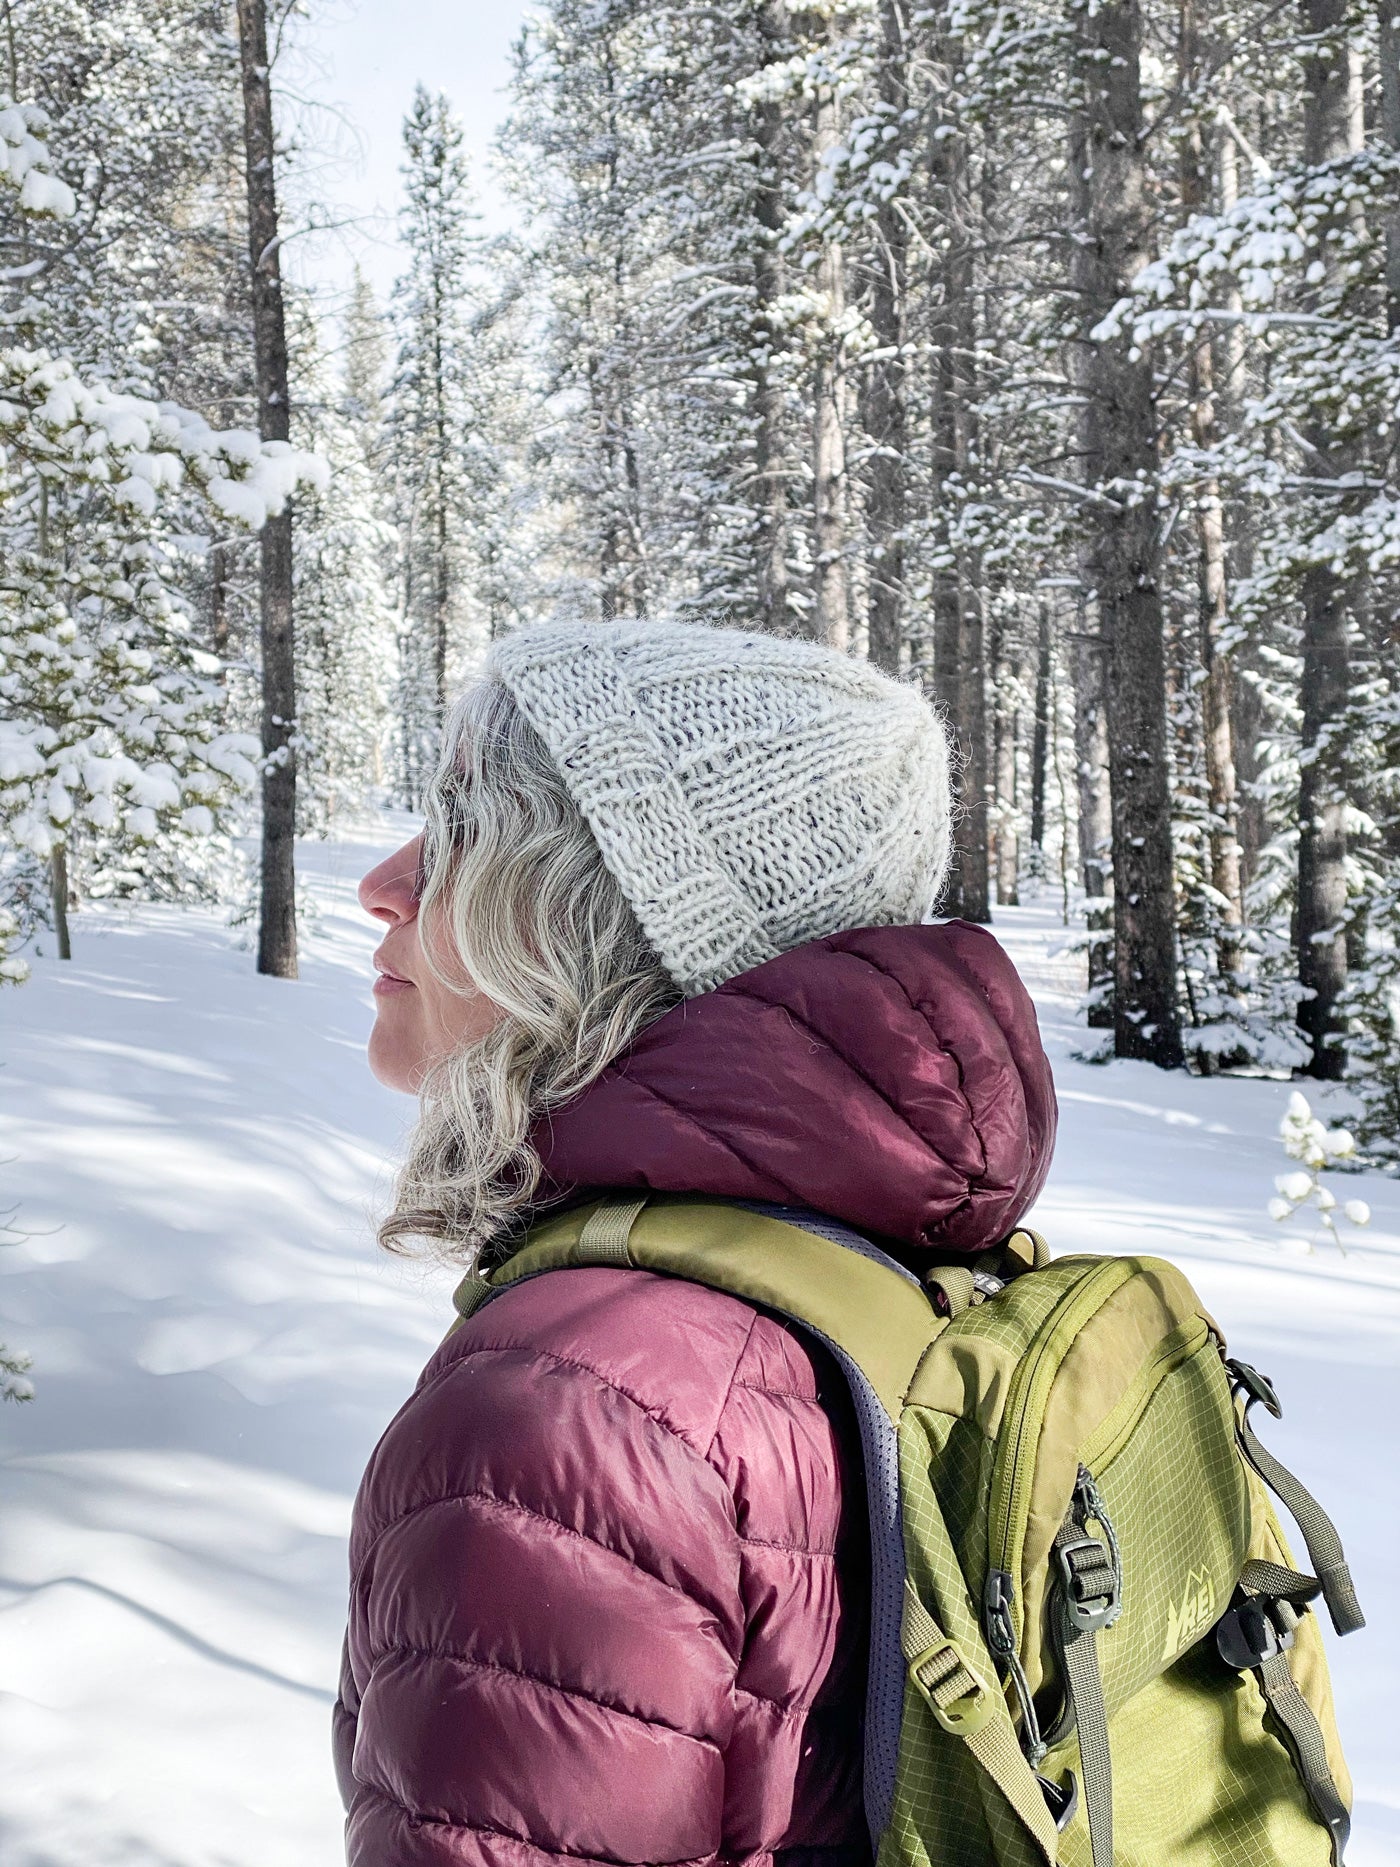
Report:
359,835,423,926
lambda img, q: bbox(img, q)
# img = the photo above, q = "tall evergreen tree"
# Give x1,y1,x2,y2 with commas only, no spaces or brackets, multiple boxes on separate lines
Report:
0,97,323,979
390,86,495,802
236,0,300,980
291,305,398,826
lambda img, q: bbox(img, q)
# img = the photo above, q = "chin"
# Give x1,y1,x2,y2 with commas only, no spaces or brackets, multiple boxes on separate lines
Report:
367,1024,420,1095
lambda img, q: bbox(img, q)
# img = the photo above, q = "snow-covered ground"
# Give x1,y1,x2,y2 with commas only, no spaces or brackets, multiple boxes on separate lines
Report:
1,818,1396,1867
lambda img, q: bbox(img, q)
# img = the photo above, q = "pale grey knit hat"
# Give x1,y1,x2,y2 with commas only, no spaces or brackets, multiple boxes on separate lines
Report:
484,617,952,997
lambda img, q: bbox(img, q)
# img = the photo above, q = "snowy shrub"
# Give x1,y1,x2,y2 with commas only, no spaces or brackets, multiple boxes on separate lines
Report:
0,97,76,221
0,903,27,984
0,352,323,933
1267,1091,1372,1250
0,1338,33,1403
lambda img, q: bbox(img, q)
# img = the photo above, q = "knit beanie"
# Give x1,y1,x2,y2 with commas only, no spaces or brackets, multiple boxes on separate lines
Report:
483,617,952,998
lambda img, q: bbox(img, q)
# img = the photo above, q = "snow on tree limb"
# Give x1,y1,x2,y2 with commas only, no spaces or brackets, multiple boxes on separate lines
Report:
0,99,77,222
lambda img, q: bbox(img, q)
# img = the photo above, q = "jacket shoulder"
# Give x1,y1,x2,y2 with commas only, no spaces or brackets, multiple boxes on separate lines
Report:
339,1264,867,1863
438,1262,790,1440
350,1265,834,1573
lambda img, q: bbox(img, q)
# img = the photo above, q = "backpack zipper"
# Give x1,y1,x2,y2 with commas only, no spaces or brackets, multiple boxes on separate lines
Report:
1079,1314,1211,1474
981,1256,1138,1728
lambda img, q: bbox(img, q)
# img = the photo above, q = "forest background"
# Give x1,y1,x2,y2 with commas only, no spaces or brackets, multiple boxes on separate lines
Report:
2,0,1400,1154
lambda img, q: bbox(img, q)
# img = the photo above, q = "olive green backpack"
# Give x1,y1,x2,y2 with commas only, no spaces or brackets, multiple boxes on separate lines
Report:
451,1193,1365,1867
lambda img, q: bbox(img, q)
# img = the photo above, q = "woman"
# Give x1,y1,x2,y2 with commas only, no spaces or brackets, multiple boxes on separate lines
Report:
337,618,1055,1867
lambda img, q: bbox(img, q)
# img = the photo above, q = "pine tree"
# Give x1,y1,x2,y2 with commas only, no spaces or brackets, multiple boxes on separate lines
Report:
344,264,389,430
389,86,498,802
290,304,397,827
0,88,323,981
236,0,299,980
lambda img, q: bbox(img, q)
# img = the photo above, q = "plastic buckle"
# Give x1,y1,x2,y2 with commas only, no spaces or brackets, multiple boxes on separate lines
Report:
908,1638,997,1738
1227,1358,1283,1420
1039,1768,1079,1833
1216,1596,1295,1672
1056,1537,1122,1632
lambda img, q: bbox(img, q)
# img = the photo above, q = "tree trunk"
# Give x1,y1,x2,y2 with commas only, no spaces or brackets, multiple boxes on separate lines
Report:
954,588,992,921
1070,0,1182,1066
928,20,989,920
1074,623,1115,1027
1297,568,1351,1078
1296,0,1361,1077
811,278,850,648
1180,1,1243,982
237,0,298,980
752,1,792,632
595,52,649,621
1216,120,1266,886
859,0,909,673
802,11,851,649
620,423,649,617
1379,0,1400,332
210,542,231,664
50,842,71,962
431,277,451,718
434,435,449,715
1030,602,1051,859
993,646,1020,907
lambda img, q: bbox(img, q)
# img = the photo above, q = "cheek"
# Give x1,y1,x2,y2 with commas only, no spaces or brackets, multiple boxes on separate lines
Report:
420,972,502,1051
417,901,501,1049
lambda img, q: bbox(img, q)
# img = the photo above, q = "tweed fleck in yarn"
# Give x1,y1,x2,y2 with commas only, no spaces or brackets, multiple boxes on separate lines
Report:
484,617,952,997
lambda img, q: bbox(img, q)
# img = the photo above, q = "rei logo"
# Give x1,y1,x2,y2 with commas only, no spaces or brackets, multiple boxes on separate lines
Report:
1162,1568,1218,1662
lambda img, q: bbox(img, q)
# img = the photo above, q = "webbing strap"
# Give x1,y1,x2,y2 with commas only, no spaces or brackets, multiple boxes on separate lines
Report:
1257,1649,1351,1864
924,1264,977,1318
1060,1628,1111,1867
451,1272,493,1323
1229,1362,1365,1636
1221,1562,1352,1865
578,1196,648,1265
902,1584,1060,1865
1239,1557,1321,1607
1051,1516,1114,1867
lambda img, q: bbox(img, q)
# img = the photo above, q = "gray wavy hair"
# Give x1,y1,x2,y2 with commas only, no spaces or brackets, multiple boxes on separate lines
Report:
379,677,681,1264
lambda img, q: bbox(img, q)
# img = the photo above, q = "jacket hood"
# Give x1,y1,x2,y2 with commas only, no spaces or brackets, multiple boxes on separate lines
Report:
533,918,1057,1255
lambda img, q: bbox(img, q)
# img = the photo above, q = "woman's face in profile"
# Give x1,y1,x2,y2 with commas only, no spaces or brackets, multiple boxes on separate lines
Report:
358,834,501,1091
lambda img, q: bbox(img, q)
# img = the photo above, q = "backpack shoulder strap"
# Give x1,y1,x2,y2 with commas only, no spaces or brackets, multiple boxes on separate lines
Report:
459,1191,940,1422
454,1191,1067,1862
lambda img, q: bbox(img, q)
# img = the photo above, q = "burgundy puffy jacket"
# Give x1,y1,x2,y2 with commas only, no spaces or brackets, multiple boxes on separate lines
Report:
335,920,1056,1866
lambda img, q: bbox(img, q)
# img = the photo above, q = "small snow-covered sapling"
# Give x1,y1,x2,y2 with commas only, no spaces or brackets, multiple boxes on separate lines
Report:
1267,1091,1371,1254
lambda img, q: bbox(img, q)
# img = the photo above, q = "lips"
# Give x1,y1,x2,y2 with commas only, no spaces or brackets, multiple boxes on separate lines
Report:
373,949,415,994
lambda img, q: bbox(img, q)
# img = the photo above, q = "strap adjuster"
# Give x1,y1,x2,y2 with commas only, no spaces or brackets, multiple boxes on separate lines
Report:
1216,1595,1296,1671
1228,1357,1283,1420
908,1636,997,1737
1055,1536,1122,1632
1039,1767,1079,1833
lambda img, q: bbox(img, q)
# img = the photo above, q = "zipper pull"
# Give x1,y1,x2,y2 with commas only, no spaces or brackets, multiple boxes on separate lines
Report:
1075,1465,1122,1570
983,1567,1017,1656
982,1567,1046,1763
1059,1464,1124,1630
